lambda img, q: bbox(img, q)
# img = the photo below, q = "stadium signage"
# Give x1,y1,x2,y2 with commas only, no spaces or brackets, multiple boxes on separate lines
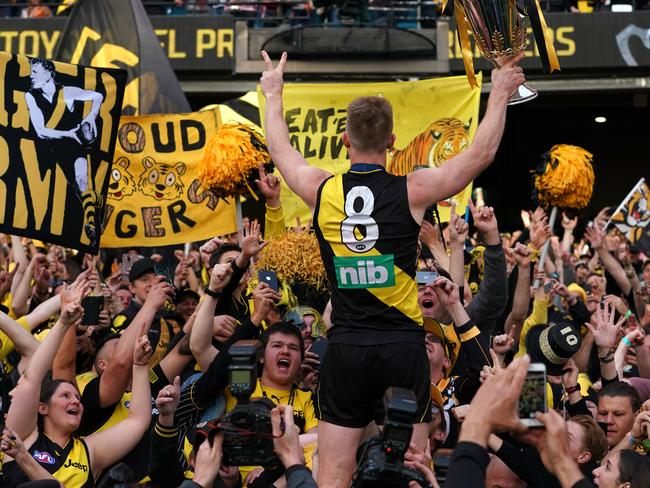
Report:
0,16,235,71
446,11,650,71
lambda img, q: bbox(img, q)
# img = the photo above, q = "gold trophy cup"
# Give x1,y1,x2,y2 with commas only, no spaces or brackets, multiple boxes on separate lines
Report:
453,0,559,104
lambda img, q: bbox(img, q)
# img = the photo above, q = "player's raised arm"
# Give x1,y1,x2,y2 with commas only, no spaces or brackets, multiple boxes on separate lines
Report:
260,50,330,211
408,53,526,220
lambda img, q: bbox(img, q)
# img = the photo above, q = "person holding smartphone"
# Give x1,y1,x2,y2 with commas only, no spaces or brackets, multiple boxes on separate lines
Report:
111,257,175,367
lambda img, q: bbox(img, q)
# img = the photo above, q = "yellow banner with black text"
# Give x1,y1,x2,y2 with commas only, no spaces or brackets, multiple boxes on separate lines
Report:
100,108,238,248
258,75,482,224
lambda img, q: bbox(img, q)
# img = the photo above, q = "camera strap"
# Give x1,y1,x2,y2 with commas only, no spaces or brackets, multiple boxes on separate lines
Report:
260,383,296,408
259,383,308,432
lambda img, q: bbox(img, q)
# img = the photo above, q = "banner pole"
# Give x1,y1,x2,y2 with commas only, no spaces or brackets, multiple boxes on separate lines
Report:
235,195,243,231
533,206,558,290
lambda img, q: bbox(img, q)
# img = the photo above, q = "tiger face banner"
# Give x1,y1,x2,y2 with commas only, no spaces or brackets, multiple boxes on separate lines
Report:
100,108,238,248
0,51,126,254
258,75,482,224
610,178,650,254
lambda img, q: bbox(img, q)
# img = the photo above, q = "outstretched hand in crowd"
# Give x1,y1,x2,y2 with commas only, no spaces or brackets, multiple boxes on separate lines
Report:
256,163,281,207
251,282,282,327
518,409,586,488
460,355,530,447
200,236,226,269
143,275,175,311
449,201,469,245
240,220,267,261
586,301,626,351
405,440,440,488
468,198,499,244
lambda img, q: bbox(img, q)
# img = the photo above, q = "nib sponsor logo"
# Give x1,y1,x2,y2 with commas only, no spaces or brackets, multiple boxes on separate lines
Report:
334,255,395,289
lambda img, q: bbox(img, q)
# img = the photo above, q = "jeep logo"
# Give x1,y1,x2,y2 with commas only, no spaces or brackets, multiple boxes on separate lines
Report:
64,458,88,472
333,255,395,289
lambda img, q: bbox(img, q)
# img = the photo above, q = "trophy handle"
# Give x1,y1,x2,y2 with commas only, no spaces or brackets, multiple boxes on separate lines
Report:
490,60,538,105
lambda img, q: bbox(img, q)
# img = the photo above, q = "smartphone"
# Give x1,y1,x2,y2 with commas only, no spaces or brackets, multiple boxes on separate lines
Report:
416,270,439,285
518,363,547,427
543,281,554,294
311,336,328,367
153,264,173,285
423,204,436,224
81,296,103,326
121,254,141,275
258,269,279,292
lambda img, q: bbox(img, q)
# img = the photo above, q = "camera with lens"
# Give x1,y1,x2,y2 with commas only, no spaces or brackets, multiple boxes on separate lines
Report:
353,388,432,488
219,340,280,467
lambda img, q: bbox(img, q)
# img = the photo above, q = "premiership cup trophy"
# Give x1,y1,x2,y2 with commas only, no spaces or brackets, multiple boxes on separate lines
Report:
452,0,560,105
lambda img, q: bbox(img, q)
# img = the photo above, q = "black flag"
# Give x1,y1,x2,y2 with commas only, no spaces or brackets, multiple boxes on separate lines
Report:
55,0,190,116
0,52,126,253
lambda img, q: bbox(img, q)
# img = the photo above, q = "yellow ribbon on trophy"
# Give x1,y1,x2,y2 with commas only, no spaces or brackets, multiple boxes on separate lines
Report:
448,0,560,88
528,0,560,72
453,0,479,89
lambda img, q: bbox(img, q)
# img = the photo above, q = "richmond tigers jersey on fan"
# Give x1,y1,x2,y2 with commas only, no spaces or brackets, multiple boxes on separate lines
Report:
314,163,423,345
3,434,93,488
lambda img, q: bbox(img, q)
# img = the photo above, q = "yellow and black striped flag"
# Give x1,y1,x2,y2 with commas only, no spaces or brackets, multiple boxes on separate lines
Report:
0,51,126,253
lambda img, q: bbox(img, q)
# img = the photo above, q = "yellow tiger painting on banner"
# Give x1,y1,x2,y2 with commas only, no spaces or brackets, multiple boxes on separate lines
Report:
101,107,238,247
257,74,482,225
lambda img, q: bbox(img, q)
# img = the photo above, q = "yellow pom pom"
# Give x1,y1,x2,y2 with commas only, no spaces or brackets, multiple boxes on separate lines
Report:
199,124,271,200
255,232,328,292
533,144,594,209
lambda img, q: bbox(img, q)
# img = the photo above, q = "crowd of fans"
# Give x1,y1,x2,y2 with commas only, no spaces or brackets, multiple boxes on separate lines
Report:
0,154,648,487
2,0,648,26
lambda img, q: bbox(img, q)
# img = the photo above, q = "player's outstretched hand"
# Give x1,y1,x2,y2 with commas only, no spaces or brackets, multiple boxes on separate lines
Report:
260,51,287,99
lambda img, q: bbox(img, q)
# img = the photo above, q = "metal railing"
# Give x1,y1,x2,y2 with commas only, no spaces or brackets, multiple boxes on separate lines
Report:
0,0,444,27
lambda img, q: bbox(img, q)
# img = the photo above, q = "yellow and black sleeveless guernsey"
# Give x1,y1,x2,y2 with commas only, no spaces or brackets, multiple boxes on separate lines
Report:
3,433,93,488
313,163,424,345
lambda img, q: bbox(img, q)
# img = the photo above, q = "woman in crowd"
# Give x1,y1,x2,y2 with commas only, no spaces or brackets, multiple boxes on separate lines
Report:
0,287,153,488
592,450,650,488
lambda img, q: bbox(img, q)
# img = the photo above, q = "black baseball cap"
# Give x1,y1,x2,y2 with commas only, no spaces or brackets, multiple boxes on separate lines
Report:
575,260,589,270
91,328,121,352
176,288,200,303
128,258,156,282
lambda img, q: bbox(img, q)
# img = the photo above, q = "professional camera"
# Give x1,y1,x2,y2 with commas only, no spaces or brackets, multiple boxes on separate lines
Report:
95,463,137,488
352,387,432,488
219,340,280,468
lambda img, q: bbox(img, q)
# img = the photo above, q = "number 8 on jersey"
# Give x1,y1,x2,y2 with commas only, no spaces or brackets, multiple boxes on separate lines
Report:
341,186,378,253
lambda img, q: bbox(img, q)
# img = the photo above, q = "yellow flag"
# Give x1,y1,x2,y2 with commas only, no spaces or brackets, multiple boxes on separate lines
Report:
57,0,76,14
101,107,238,247
258,74,482,225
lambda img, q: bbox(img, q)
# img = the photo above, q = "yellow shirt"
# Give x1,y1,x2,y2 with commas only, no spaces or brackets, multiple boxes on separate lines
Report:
0,316,31,377
516,298,549,358
264,204,285,239
225,380,318,484
0,316,30,361
1,292,15,319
